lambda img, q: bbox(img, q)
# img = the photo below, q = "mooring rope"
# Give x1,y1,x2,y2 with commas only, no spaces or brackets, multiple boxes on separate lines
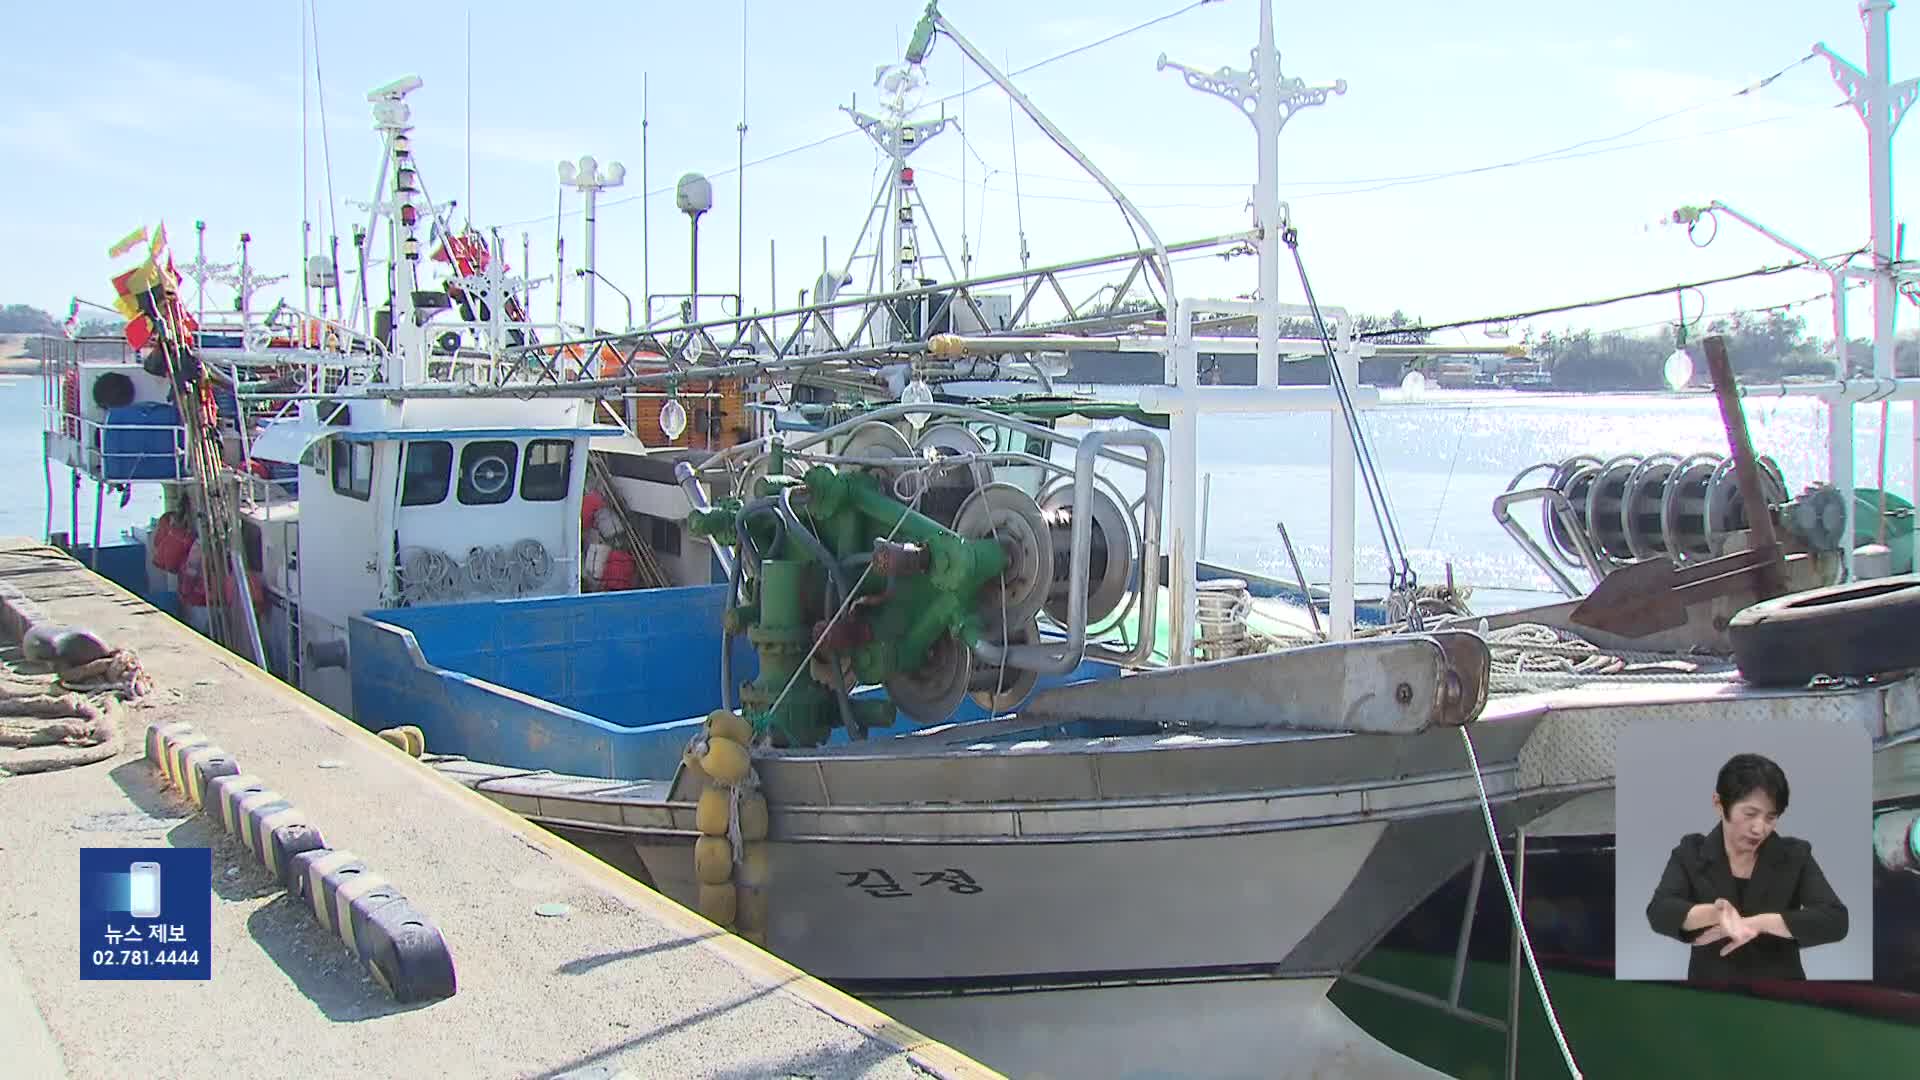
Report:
1459,725,1583,1080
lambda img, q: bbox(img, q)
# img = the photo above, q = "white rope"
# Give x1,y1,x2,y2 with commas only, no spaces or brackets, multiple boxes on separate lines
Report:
1459,725,1583,1080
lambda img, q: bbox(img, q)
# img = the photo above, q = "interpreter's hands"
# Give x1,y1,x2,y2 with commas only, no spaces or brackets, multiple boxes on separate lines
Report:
1718,909,1761,956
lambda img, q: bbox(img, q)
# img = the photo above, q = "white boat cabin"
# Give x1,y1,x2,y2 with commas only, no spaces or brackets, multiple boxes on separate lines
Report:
245,395,608,716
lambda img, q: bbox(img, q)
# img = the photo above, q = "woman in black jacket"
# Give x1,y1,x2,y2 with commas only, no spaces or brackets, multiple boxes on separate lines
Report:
1644,752,1849,981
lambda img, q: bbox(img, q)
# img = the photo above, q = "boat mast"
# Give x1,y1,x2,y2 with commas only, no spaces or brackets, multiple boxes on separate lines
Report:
368,76,429,385
1816,0,1919,511
842,64,952,340
1156,0,1347,653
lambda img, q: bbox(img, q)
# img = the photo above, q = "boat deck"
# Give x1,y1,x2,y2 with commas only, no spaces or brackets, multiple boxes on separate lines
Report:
0,538,989,1080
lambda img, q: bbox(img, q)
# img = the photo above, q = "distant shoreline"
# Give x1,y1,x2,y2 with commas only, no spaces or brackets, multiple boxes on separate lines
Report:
0,357,41,375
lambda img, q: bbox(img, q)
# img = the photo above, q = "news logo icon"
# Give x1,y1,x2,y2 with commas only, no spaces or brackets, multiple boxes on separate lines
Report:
79,848,211,981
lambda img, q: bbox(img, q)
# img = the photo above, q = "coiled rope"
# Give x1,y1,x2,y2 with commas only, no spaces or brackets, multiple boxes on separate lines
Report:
397,539,554,605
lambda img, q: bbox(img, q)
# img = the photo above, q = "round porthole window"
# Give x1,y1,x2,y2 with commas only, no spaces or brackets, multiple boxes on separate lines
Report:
467,455,511,496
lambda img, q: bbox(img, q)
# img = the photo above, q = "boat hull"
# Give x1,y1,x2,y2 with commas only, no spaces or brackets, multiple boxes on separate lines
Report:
539,791,1570,986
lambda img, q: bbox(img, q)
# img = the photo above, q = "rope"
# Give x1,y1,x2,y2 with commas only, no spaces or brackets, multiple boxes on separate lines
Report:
397,539,555,605
0,648,145,776
1459,725,1584,1080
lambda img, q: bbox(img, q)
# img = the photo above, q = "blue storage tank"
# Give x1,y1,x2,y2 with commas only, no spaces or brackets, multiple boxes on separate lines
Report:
100,401,184,480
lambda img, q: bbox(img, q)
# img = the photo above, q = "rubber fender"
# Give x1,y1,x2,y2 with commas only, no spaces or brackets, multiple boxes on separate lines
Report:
233,792,310,878
1728,574,1920,687
706,709,755,745
186,748,241,809
739,842,771,889
736,887,769,933
398,726,425,757
378,728,410,753
699,735,752,787
168,734,232,807
266,823,328,890
290,848,363,907
210,774,270,838
155,732,208,794
737,793,768,842
694,836,734,885
698,883,738,927
143,721,194,771
696,786,733,837
349,895,458,1003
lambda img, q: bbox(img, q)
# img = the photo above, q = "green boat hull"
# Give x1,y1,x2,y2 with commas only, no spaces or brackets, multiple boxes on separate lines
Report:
1331,948,1917,1079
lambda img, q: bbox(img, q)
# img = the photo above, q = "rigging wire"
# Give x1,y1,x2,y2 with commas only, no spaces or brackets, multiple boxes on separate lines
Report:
1284,220,1419,609
307,1,339,266
1359,246,1872,340
1007,54,1029,270
991,48,1824,193
494,0,1218,230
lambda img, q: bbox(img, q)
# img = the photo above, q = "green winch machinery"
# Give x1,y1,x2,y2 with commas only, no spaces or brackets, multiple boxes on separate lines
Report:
686,413,1159,749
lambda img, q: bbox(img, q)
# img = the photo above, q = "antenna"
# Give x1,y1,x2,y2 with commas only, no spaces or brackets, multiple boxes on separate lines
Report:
301,0,311,315
642,72,651,324
736,0,748,311
465,8,473,225
367,75,423,102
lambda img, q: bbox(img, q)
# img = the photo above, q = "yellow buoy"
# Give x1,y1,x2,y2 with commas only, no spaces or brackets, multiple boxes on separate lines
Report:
699,735,752,787
736,886,769,933
706,709,754,745
398,726,425,758
737,792,769,841
697,883,738,926
694,836,735,886
377,728,410,754
739,842,771,888
695,785,733,836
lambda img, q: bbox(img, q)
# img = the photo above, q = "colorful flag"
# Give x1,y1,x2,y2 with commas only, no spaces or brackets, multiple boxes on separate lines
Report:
62,299,79,339
107,226,149,258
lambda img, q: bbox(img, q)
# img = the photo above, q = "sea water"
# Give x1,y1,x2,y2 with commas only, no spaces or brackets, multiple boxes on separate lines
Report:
0,374,166,546
3,373,1909,615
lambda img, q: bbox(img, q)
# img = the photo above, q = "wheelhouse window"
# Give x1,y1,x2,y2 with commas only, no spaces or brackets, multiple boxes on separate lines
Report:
520,439,573,502
457,440,519,506
401,440,454,506
331,439,373,501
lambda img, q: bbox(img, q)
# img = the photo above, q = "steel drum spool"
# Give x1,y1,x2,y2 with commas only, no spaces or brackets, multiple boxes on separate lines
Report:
1036,478,1136,628
837,420,918,498
953,483,1054,631
1539,451,1788,568
968,617,1043,713
913,424,994,527
884,631,974,725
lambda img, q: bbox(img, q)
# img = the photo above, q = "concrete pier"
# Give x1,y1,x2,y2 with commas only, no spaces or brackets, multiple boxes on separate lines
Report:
0,539,996,1080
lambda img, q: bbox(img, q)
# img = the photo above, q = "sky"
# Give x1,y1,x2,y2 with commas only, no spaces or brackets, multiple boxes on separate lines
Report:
3,0,1917,348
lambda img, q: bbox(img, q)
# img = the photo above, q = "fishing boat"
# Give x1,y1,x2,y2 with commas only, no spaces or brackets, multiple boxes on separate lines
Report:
38,3,1920,1079
342,5,1920,1079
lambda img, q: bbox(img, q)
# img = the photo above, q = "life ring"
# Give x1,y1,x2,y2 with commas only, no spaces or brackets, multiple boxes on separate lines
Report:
1728,575,1920,686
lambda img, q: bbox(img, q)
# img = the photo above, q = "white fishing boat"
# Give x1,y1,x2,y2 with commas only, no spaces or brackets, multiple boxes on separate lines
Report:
42,3,1920,1079
339,5,1920,1079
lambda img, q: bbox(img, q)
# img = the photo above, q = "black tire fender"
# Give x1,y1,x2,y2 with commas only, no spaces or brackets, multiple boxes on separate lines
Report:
1728,574,1920,687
